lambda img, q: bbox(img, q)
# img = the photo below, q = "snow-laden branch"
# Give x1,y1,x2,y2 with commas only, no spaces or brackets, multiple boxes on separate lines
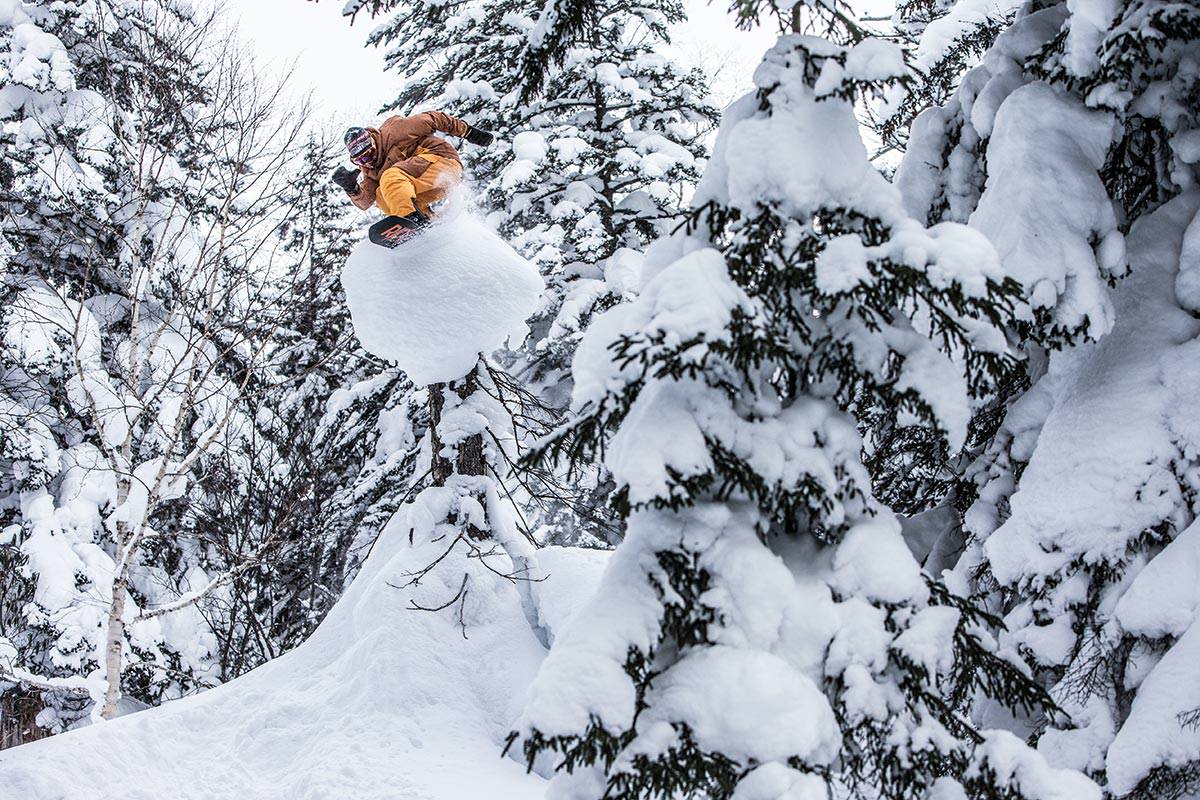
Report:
133,562,253,623
134,532,283,623
0,663,92,696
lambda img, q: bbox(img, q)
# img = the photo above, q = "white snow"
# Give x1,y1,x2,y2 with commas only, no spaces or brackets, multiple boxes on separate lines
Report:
340,207,544,385
701,42,906,224
832,517,928,606
629,646,840,766
892,605,961,676
815,235,875,294
1174,208,1200,312
913,0,1024,73
1104,405,1200,792
970,82,1124,339
529,546,610,644
729,764,828,800
972,730,1103,800
1062,0,1120,77
512,130,549,162
842,38,908,83
1106,620,1200,794
571,242,749,412
1115,518,1200,639
980,193,1200,592
963,191,1200,786
0,493,609,800
895,7,1071,227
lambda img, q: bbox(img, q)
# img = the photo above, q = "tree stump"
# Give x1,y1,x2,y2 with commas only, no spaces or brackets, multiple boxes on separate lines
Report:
429,368,487,484
428,365,488,539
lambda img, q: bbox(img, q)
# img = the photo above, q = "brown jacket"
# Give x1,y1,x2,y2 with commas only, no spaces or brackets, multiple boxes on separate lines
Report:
350,111,470,211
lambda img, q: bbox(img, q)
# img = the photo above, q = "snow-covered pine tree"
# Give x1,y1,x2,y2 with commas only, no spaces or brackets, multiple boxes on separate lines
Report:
498,7,715,280
272,137,364,418
896,0,1200,796
510,16,1094,800
313,370,428,564
512,0,596,101
253,136,404,657
353,358,552,663
1,0,313,739
494,0,719,547
863,0,1035,525
1,0,213,736
878,0,1020,153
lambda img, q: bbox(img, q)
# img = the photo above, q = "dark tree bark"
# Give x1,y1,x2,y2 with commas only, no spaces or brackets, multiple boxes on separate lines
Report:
428,364,489,539
429,367,487,485
0,687,48,750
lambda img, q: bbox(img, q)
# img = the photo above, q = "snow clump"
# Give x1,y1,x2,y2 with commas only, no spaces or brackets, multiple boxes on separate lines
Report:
341,206,544,385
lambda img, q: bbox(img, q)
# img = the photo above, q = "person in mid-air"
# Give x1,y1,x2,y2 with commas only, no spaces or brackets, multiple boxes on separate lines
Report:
332,111,493,230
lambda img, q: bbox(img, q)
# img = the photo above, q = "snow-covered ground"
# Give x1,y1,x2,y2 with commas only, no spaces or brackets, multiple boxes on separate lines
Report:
0,506,607,800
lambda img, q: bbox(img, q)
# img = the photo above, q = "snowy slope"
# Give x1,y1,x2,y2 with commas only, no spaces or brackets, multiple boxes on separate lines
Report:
0,504,607,800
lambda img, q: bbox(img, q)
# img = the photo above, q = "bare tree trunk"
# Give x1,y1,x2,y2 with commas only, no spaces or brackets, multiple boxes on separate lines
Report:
429,369,486,484
0,686,49,750
428,366,488,539
429,383,454,487
101,572,128,719
453,379,486,481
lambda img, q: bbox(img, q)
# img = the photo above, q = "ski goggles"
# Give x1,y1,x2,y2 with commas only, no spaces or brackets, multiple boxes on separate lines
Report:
347,131,375,166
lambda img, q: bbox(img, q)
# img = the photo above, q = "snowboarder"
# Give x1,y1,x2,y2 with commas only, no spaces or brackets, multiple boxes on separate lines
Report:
331,111,494,236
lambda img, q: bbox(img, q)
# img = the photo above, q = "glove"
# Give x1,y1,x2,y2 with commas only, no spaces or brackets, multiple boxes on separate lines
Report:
464,125,494,147
332,166,360,194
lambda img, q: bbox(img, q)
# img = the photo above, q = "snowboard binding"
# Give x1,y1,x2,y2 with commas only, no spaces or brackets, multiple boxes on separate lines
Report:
368,211,432,249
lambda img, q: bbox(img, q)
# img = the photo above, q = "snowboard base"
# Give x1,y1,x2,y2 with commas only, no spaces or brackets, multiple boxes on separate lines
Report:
368,216,425,249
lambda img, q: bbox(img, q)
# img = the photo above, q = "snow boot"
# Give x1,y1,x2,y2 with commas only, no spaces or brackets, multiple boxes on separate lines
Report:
396,209,431,230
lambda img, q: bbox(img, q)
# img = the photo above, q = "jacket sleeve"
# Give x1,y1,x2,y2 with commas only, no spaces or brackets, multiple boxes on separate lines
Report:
420,110,470,138
350,174,377,211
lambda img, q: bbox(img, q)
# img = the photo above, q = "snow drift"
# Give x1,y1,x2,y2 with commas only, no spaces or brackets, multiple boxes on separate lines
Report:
341,208,544,385
0,496,606,800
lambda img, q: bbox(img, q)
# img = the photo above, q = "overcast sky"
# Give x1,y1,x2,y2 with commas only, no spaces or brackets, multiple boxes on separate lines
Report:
222,0,778,124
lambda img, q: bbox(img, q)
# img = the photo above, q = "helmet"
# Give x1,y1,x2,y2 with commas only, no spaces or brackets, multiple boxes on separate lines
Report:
344,126,375,166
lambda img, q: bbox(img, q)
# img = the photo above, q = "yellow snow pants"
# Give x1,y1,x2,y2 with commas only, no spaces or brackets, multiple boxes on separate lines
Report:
377,152,463,217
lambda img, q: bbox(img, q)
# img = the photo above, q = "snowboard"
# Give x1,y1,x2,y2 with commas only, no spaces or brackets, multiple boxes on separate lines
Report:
368,215,426,249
